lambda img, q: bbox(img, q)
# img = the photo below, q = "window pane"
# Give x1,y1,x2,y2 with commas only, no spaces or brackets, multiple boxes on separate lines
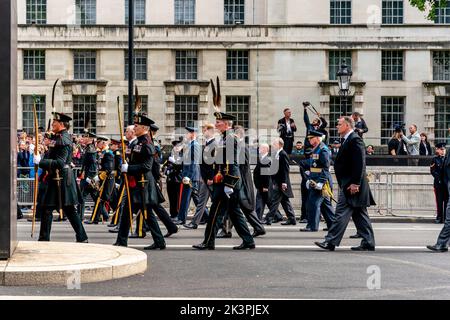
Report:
227,50,249,80
125,0,146,25
224,0,245,25
175,0,195,25
382,0,404,24
329,50,352,81
329,96,353,142
175,96,198,129
176,50,198,80
26,0,47,25
433,51,450,80
23,50,45,80
73,95,97,134
226,96,250,129
74,50,96,80
22,95,46,134
381,96,405,145
123,95,149,127
124,50,148,80
76,0,96,25
435,0,450,24
330,0,352,24
435,97,450,141
382,51,404,81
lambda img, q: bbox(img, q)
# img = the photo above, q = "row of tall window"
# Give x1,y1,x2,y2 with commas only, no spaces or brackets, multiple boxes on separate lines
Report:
22,95,450,144
23,49,450,82
26,0,245,25
25,0,450,25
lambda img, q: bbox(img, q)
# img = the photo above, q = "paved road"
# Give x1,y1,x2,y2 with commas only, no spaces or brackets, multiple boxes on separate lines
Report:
3,219,450,299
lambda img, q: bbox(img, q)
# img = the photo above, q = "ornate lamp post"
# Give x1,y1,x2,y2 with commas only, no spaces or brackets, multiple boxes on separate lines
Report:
336,60,353,102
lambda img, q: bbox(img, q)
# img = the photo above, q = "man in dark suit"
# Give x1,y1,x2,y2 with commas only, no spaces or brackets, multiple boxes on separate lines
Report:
315,116,376,251
254,143,271,221
430,143,448,224
277,108,297,154
427,143,450,252
352,112,369,138
265,138,296,225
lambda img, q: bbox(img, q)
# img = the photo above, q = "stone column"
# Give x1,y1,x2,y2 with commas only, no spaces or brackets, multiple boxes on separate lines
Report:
0,0,17,260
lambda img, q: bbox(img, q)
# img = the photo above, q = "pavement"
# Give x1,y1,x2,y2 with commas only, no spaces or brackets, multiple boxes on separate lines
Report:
3,219,450,299
0,241,147,286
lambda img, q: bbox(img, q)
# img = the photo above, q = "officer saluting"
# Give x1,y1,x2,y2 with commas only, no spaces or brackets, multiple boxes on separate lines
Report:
114,113,166,250
33,112,88,242
300,130,335,232
430,142,448,224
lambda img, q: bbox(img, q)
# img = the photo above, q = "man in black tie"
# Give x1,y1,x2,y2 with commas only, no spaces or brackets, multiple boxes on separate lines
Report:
265,138,296,225
277,108,297,154
315,116,376,251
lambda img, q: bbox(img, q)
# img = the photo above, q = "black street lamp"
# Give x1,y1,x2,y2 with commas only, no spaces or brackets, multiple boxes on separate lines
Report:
336,59,352,101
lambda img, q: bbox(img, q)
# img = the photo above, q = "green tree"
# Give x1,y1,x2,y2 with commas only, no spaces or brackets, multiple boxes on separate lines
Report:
409,0,448,20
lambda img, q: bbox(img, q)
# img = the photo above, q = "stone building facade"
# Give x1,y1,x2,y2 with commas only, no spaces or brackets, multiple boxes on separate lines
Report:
17,0,450,145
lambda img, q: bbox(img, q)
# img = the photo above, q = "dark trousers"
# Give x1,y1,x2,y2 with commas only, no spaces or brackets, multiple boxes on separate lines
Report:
306,189,335,231
78,182,97,220
202,189,254,247
325,189,375,248
436,194,450,247
434,185,448,222
266,185,296,223
300,180,308,220
167,180,181,218
116,200,165,247
283,137,294,155
39,205,88,242
256,190,283,222
152,203,178,234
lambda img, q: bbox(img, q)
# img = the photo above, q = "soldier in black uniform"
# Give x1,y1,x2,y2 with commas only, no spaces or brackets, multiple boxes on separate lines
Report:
85,136,115,224
114,114,166,250
108,139,123,227
78,132,98,221
430,142,448,224
163,137,183,219
193,112,255,250
34,113,88,242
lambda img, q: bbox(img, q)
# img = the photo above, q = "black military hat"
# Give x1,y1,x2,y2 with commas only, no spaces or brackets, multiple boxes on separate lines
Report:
185,126,198,133
150,123,159,132
96,135,109,142
214,112,236,121
171,136,183,146
134,113,155,126
82,131,97,138
307,130,323,138
110,138,121,145
52,112,72,122
436,142,447,149
304,147,313,156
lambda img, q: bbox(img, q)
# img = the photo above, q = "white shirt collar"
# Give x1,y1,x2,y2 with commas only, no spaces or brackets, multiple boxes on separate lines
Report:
276,148,282,158
343,130,353,142
206,137,214,143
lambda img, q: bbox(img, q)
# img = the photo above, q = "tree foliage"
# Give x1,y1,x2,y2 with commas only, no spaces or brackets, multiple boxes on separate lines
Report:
409,0,448,20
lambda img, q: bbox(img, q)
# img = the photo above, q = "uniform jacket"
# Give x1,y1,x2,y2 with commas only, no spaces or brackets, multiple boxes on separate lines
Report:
39,130,78,207
148,136,165,206
270,148,294,198
431,155,446,188
334,131,375,208
253,154,271,191
98,149,115,201
308,142,333,188
237,139,256,211
200,138,216,183
81,143,98,179
182,140,201,183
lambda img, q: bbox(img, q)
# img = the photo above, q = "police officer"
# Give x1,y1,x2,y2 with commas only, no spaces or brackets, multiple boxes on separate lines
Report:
33,113,88,242
300,130,335,232
193,112,255,250
86,136,115,224
114,114,165,250
430,142,448,224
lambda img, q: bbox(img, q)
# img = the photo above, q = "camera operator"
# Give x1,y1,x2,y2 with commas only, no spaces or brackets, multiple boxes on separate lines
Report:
388,125,408,156
277,107,297,154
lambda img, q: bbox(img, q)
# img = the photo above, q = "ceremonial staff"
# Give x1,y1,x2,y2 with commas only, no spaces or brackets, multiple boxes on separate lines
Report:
117,96,134,233
90,178,107,223
30,95,40,237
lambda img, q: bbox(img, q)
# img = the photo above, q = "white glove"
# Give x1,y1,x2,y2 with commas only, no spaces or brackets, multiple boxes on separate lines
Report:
168,156,176,164
33,154,41,165
224,186,234,198
305,170,310,176
121,163,128,173
115,183,120,189
305,180,311,190
182,177,191,185
93,176,100,184
86,177,92,184
315,182,324,190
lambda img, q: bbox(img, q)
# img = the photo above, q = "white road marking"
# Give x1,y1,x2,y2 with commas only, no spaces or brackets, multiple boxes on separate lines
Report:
0,296,305,300
129,244,429,250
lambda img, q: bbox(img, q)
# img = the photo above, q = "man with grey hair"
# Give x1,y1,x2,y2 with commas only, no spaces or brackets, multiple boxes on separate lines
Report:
400,124,420,156
315,116,376,251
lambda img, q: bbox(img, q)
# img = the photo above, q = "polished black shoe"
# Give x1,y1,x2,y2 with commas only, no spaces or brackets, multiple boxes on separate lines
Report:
314,241,335,251
78,239,89,243
252,230,266,237
107,223,116,228
192,243,215,250
27,218,41,222
322,228,329,231
272,218,284,223
300,228,315,232
299,219,308,223
174,219,186,225
144,243,166,250
164,227,179,238
263,219,272,226
113,242,127,247
351,245,375,251
349,234,362,239
427,244,448,252
129,233,146,239
435,219,444,224
233,243,255,250
108,227,119,233
281,220,296,226
84,220,98,225
183,223,198,229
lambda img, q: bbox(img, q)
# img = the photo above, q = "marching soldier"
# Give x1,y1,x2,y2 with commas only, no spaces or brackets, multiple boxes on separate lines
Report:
163,137,184,219
79,131,98,221
430,142,448,224
193,112,255,250
114,114,166,250
86,136,115,224
108,139,123,228
33,112,88,242
300,130,335,232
